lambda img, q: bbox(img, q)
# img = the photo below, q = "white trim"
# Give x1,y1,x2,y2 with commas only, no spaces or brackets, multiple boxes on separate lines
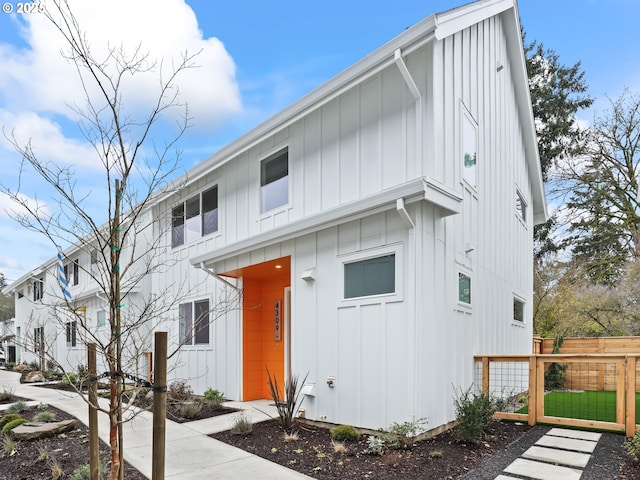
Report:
512,292,526,326
455,264,472,313
191,178,461,268
338,243,404,305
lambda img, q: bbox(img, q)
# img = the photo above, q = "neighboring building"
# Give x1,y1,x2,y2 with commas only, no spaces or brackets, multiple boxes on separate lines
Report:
0,317,16,365
5,0,545,433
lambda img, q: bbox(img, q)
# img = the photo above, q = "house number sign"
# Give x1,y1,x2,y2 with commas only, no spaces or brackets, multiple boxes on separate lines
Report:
274,300,282,341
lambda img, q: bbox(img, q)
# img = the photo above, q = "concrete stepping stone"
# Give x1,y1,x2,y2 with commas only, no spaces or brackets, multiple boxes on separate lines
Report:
546,427,602,442
522,445,591,468
536,434,597,453
504,458,583,480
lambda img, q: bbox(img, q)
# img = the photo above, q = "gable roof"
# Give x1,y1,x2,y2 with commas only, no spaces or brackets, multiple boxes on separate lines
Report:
157,0,546,224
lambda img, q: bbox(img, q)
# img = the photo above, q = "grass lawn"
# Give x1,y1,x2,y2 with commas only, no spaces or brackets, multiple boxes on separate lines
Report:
516,390,640,423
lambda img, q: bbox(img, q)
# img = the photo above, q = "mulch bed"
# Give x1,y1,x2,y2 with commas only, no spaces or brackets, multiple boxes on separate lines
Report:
213,419,532,479
0,403,146,480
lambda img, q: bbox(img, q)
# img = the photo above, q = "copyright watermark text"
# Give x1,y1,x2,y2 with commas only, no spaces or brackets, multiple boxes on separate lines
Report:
2,2,45,14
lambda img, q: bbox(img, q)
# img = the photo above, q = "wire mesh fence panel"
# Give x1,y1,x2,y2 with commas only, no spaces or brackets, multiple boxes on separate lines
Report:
543,361,618,423
473,358,530,415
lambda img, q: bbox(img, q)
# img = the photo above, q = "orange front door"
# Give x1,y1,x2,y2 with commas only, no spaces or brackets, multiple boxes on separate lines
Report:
226,257,290,401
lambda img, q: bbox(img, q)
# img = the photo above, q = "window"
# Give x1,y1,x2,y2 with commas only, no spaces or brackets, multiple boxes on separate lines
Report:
63,259,79,286
97,310,106,328
33,277,44,301
66,321,77,347
516,190,527,223
458,272,471,305
172,186,219,248
462,109,478,188
17,290,24,299
513,297,525,323
179,299,210,346
261,149,289,213
344,254,395,299
33,326,44,354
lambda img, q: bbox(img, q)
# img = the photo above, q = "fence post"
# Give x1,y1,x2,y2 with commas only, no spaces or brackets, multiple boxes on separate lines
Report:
152,332,167,480
87,343,99,480
536,357,545,422
481,357,490,396
627,355,637,438
528,355,537,426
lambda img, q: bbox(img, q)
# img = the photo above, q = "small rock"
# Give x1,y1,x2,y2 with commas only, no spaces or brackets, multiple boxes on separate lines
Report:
12,419,76,441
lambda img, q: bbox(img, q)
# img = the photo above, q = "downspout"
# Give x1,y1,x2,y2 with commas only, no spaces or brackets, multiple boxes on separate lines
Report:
394,48,422,425
394,48,422,178
197,262,241,292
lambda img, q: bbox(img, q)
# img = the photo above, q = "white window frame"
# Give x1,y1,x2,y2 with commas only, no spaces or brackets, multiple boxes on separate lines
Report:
178,298,211,348
456,265,472,312
96,310,107,328
512,293,526,326
461,103,478,191
515,187,528,225
339,244,403,305
171,184,220,249
259,147,290,215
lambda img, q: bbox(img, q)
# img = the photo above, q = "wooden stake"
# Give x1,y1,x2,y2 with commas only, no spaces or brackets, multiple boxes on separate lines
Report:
88,343,99,480
152,332,167,480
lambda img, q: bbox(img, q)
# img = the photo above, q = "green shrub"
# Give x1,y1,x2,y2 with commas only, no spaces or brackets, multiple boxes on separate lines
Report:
453,386,497,443
0,414,22,429
2,418,28,435
331,425,360,442
33,411,57,423
203,388,225,409
365,436,385,455
381,418,428,449
69,462,105,480
625,431,640,460
7,401,27,414
61,373,77,387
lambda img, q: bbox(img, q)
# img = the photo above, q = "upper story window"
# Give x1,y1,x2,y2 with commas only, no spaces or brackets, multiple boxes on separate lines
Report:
63,259,79,286
172,185,219,248
516,190,527,223
462,108,478,189
261,148,289,213
513,296,525,323
33,277,44,301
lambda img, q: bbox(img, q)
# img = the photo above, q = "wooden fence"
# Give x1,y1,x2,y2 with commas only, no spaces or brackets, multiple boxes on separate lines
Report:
533,336,640,391
474,354,639,437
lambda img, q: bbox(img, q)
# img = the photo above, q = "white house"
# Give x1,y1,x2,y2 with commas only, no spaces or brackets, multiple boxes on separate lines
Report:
7,0,545,433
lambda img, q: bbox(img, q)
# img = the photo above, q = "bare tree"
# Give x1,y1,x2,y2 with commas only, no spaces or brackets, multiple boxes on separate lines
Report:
0,2,240,479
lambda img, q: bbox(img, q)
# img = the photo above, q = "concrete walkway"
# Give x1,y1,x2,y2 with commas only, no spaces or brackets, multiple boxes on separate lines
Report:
495,427,602,480
0,370,311,479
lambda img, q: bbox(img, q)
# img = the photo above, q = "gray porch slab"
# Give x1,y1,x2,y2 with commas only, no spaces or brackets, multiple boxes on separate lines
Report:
522,445,591,468
535,434,598,453
504,458,583,480
546,427,602,442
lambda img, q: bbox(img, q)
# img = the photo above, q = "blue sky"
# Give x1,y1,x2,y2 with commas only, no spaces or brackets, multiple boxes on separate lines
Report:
0,0,639,284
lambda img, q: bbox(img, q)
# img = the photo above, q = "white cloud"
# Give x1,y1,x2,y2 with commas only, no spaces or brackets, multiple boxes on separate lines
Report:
0,190,51,220
0,110,99,168
0,0,241,129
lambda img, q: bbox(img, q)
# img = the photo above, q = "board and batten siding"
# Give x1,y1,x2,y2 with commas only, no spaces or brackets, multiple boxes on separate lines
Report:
416,13,534,429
